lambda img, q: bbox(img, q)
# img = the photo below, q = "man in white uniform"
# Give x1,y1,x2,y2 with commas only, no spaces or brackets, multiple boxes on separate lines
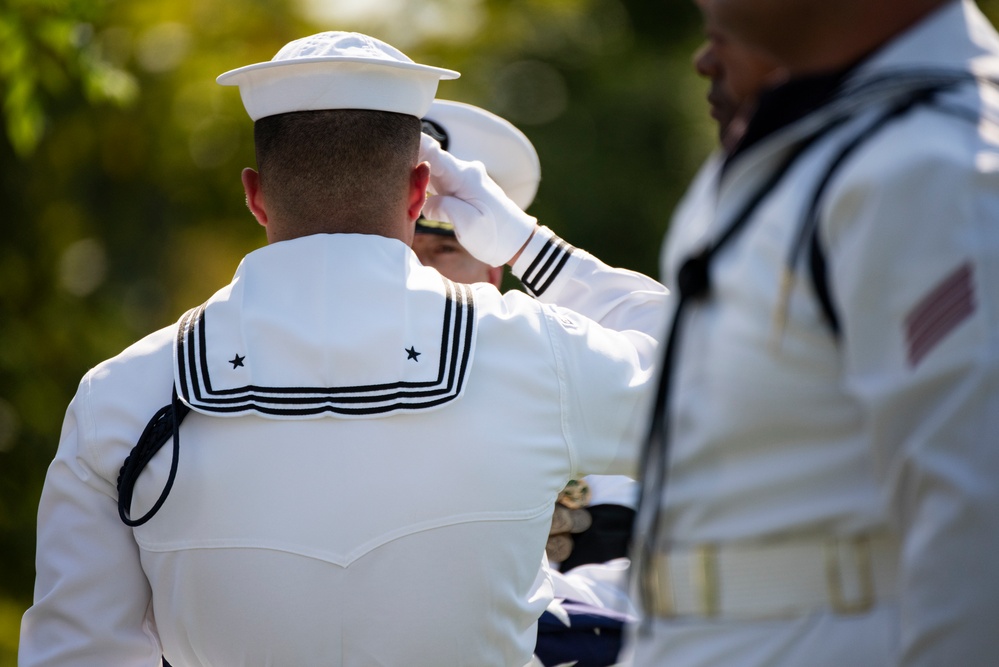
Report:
419,100,639,576
19,32,667,666
413,99,638,667
689,19,782,152
630,1,999,666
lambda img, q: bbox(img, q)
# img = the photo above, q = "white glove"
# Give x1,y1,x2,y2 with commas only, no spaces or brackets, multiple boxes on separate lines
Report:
419,133,538,267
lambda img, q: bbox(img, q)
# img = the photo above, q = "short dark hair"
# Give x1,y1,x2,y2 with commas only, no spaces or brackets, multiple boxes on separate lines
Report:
253,109,421,236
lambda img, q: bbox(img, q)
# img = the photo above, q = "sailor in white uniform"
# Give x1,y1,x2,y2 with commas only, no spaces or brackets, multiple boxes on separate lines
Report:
19,31,667,666
413,99,639,667
629,1,999,666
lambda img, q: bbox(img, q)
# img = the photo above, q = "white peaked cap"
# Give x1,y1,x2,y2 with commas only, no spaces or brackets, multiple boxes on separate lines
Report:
423,99,541,209
217,31,460,121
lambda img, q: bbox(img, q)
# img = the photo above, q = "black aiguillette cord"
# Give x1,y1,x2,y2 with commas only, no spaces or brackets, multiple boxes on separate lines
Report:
117,389,191,527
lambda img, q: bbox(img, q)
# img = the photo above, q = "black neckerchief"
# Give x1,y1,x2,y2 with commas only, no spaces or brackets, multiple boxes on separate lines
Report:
726,67,855,166
724,29,921,165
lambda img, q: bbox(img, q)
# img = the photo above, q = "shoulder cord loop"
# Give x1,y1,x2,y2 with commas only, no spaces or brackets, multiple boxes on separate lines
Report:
117,388,191,527
792,78,997,341
779,86,943,342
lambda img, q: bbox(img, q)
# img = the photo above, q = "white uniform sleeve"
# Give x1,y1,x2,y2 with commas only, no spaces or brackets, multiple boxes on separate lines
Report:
19,375,161,666
511,226,670,478
512,226,669,344
824,109,999,666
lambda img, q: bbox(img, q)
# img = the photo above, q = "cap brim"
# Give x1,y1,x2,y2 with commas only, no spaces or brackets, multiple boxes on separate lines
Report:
217,56,460,86
218,58,460,121
415,218,457,236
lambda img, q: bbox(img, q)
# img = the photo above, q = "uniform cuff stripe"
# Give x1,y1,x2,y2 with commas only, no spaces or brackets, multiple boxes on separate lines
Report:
516,227,575,297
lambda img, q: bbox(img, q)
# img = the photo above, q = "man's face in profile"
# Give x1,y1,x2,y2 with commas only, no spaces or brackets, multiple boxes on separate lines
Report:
693,18,783,150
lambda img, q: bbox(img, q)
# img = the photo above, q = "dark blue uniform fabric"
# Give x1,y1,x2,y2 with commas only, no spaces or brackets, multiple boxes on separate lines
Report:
534,600,634,667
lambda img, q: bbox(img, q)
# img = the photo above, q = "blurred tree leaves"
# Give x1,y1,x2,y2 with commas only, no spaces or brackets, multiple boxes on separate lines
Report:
0,0,137,156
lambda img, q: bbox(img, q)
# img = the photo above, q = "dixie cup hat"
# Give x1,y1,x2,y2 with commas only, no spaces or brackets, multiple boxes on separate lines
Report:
217,31,460,121
417,99,541,238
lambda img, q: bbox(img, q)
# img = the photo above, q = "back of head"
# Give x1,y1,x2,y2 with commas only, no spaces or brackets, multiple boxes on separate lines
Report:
218,31,459,239
254,109,420,236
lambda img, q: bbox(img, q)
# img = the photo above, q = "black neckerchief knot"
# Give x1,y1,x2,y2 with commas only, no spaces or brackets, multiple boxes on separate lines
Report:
676,251,712,301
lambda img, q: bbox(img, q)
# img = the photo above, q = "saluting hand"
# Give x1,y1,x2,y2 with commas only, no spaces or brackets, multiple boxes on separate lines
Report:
419,133,538,267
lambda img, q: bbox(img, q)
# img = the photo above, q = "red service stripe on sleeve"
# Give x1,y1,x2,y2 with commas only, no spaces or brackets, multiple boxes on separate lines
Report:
904,262,976,367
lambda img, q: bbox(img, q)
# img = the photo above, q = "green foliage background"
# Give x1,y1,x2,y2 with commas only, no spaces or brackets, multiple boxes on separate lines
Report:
2,0,997,662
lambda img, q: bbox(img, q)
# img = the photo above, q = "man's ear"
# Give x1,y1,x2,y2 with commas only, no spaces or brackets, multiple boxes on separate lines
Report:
241,168,269,228
407,161,431,222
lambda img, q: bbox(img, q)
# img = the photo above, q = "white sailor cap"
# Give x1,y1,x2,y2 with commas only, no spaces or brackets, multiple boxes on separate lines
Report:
421,99,541,210
217,31,460,121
